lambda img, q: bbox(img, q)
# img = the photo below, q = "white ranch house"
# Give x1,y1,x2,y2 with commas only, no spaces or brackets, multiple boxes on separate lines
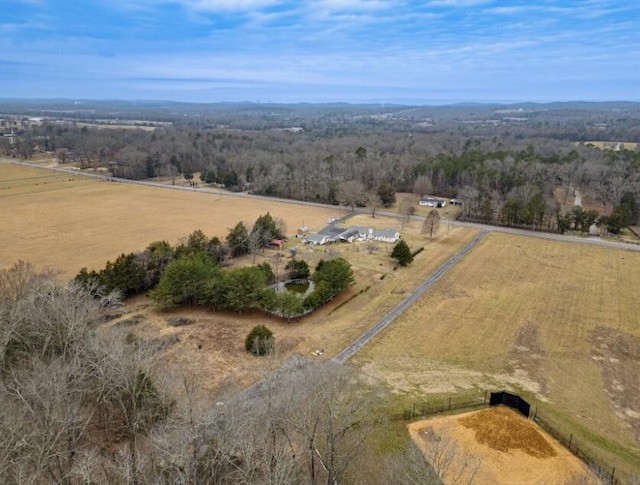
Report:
305,226,400,246
419,197,447,208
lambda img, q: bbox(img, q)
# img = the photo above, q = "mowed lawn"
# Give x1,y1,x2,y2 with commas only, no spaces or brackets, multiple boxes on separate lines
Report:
0,162,337,277
353,232,640,478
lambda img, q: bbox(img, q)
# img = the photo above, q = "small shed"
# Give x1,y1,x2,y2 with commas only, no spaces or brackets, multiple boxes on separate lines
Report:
271,239,286,249
296,226,310,238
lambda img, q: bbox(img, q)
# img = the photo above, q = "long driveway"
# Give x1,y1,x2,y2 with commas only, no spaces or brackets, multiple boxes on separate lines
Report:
332,230,488,364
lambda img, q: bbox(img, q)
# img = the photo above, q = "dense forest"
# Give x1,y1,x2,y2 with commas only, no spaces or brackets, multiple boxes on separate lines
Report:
2,100,640,233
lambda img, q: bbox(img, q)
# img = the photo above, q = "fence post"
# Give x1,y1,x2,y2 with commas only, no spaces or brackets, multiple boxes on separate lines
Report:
568,434,573,449
412,403,416,418
448,397,452,411
484,390,487,404
610,467,615,484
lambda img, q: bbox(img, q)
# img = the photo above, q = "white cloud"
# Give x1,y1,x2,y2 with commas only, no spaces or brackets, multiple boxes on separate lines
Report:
427,0,492,7
186,0,281,11
316,0,393,11
112,0,283,13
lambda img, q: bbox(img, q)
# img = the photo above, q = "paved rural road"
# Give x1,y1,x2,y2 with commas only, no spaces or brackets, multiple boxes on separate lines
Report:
331,230,488,364
4,158,640,254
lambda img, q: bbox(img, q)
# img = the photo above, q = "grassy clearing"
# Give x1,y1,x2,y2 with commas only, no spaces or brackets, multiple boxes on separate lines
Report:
353,232,640,479
580,141,639,151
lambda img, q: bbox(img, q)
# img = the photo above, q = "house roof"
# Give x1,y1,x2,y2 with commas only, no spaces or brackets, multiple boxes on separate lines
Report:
306,234,327,243
336,226,399,241
370,228,400,239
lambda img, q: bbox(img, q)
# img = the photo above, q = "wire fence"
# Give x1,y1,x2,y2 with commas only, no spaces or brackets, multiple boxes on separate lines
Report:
388,392,489,422
532,409,619,484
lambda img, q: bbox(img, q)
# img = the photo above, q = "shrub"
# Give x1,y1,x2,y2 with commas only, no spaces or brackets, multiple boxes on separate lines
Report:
245,325,274,356
391,240,413,266
285,259,310,279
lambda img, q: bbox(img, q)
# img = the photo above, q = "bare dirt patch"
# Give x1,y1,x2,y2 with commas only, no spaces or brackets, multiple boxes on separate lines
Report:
409,406,597,484
507,321,548,395
592,327,640,444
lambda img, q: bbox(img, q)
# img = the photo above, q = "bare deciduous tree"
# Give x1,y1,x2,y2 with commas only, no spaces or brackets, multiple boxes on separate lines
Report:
423,209,441,239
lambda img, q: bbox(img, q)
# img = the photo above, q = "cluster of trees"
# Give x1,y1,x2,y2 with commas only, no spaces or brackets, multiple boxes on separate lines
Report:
263,258,355,319
74,211,353,318
0,262,173,483
5,101,640,237
75,213,285,298
2,261,460,484
554,193,639,235
149,251,353,319
10,114,639,235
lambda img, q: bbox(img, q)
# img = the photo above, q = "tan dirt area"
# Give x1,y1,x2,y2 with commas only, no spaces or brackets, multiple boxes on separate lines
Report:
409,406,597,485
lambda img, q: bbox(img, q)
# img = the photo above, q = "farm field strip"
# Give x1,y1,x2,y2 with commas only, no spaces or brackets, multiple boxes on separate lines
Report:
0,161,337,277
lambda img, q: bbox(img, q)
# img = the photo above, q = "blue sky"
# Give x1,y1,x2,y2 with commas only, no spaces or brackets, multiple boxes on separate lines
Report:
1,0,639,103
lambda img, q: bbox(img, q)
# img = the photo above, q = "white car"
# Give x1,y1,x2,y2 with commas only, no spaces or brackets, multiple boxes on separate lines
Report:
327,218,337,224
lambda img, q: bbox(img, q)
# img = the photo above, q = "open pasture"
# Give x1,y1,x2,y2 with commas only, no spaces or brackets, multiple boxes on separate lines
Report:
0,162,336,277
409,406,597,484
355,231,640,478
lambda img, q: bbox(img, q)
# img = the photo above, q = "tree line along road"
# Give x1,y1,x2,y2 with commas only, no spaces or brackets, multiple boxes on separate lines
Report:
3,158,639,253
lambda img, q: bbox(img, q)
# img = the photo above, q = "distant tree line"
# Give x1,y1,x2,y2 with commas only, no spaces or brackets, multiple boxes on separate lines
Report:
5,106,640,233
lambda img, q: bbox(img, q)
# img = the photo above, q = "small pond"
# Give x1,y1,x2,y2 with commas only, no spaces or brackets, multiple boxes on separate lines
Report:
273,279,315,297
285,281,311,294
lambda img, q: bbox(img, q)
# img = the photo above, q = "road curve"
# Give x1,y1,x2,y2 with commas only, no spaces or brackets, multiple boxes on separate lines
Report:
331,230,488,364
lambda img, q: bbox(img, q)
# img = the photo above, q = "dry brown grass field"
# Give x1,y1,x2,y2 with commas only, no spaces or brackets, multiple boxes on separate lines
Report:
409,406,597,484
354,231,640,478
0,162,337,276
7,161,638,478
581,141,639,151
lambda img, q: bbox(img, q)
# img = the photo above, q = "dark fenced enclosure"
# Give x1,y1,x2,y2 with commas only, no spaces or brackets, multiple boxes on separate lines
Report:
489,390,530,418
